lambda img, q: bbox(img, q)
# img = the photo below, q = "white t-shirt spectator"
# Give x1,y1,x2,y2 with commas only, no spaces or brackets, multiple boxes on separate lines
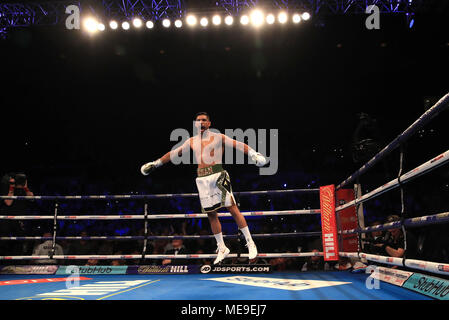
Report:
32,240,64,264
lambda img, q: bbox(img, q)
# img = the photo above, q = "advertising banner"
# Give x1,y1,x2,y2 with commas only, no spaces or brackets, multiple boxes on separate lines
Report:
56,265,128,275
403,273,449,300
320,185,339,261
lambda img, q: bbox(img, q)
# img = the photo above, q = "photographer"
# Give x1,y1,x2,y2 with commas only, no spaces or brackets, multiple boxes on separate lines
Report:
362,220,387,255
2,173,34,209
372,215,418,259
0,173,35,257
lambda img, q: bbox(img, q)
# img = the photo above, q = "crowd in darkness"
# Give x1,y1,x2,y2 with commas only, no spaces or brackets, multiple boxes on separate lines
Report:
1,159,448,272
0,112,448,270
0,170,326,270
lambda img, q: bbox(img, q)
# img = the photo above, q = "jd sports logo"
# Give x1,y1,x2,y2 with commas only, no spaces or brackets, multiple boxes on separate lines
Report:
204,276,351,291
201,265,212,274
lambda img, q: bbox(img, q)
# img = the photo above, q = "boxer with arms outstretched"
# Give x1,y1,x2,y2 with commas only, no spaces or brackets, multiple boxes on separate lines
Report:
140,112,267,264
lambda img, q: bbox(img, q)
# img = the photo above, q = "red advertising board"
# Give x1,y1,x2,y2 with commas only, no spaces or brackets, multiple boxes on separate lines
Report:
319,185,339,261
336,188,359,252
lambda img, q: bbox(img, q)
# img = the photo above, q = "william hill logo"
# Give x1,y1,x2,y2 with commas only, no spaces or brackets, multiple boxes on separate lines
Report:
137,265,189,274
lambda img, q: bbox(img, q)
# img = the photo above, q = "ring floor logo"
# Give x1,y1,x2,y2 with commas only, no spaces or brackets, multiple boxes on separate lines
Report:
203,276,351,291
16,280,158,300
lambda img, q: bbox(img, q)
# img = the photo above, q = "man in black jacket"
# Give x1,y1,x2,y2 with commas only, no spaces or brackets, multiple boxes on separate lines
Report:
373,215,418,259
162,237,191,265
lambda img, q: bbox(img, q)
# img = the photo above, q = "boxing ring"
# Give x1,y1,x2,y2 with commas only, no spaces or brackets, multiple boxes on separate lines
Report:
0,93,448,301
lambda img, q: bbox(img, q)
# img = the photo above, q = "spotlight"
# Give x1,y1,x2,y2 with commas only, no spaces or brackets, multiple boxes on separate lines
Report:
250,9,264,27
109,20,118,30
212,15,221,25
133,18,143,28
200,17,208,27
146,21,154,29
240,15,249,25
292,13,301,23
266,14,275,24
302,12,311,20
278,12,288,24
83,17,98,33
174,19,182,28
122,21,130,30
97,23,105,31
186,15,197,26
224,16,233,25
162,19,171,28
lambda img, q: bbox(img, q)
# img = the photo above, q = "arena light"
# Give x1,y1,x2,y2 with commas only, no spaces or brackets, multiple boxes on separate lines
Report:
302,12,311,21
266,14,275,25
133,18,143,28
109,20,118,30
146,21,154,29
162,19,171,28
83,17,98,33
250,9,264,27
278,12,288,24
212,15,221,26
224,15,233,26
186,15,197,26
292,13,301,24
122,21,130,30
240,15,249,26
97,23,105,31
200,17,208,27
174,19,182,28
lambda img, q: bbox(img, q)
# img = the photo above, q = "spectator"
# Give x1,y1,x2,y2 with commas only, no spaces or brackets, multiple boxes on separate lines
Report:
32,232,64,264
68,231,97,265
249,256,269,266
301,249,330,271
334,257,353,270
86,259,99,266
194,249,210,266
162,237,189,265
111,258,125,266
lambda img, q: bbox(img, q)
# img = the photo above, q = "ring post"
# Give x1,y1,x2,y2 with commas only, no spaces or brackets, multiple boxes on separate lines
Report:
397,145,408,267
142,202,149,260
319,185,339,261
50,202,59,260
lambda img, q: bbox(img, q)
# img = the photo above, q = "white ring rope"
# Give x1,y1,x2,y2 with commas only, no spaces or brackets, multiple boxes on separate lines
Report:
0,209,320,220
0,252,323,260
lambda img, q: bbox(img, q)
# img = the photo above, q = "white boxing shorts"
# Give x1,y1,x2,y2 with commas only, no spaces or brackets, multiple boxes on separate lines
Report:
195,164,236,213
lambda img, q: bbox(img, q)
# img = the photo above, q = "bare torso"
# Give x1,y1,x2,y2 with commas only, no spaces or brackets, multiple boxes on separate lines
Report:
189,131,224,169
